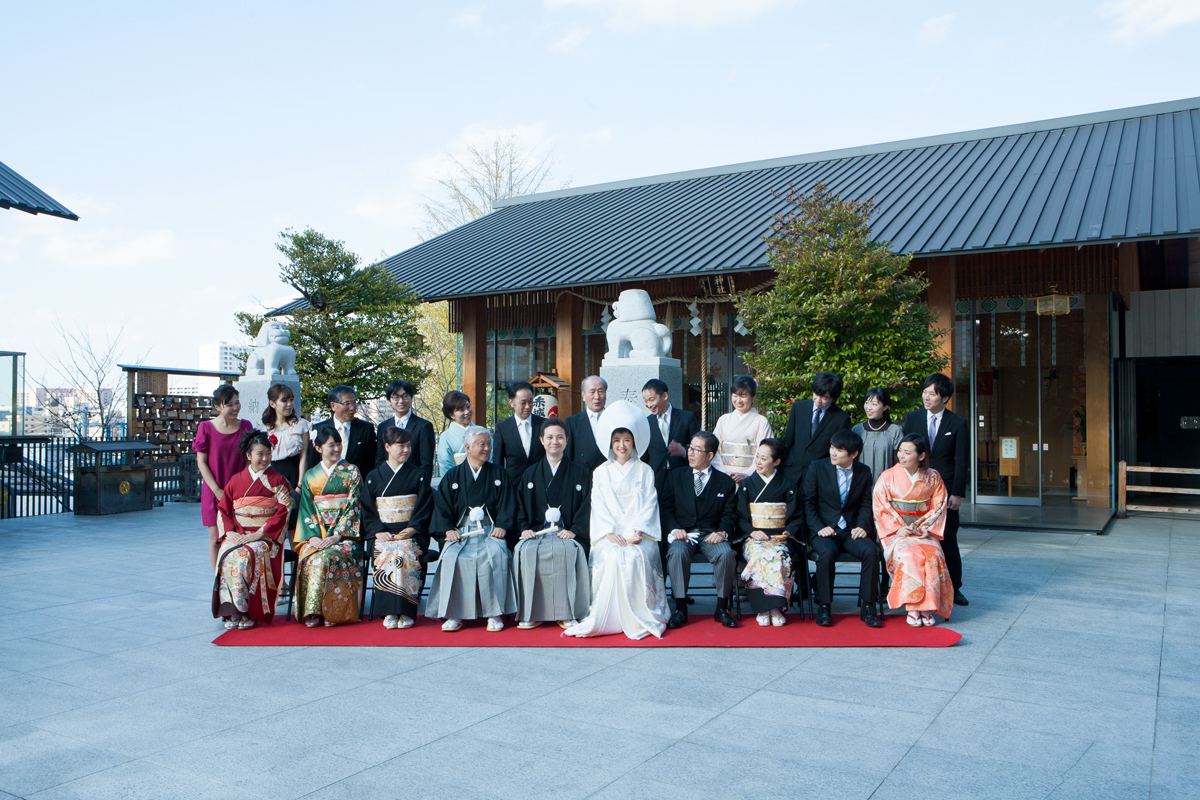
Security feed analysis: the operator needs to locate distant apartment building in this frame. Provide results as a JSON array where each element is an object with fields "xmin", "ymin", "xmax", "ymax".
[{"xmin": 196, "ymin": 341, "xmax": 247, "ymax": 397}]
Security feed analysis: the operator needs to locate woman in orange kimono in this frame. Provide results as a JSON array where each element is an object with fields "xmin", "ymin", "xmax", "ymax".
[
  {"xmin": 294, "ymin": 427, "xmax": 365, "ymax": 627},
  {"xmin": 872, "ymin": 433, "xmax": 954, "ymax": 626},
  {"xmin": 213, "ymin": 431, "xmax": 293, "ymax": 630}
]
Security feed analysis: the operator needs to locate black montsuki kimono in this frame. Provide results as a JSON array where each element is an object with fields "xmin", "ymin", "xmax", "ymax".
[
  {"xmin": 516, "ymin": 458, "xmax": 593, "ymax": 556},
  {"xmin": 362, "ymin": 460, "xmax": 434, "ymax": 617},
  {"xmin": 425, "ymin": 460, "xmax": 518, "ymax": 620},
  {"xmin": 735, "ymin": 471, "xmax": 804, "ymax": 613}
]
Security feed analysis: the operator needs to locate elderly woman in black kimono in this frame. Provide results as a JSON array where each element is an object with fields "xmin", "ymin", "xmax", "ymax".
[
  {"xmin": 426, "ymin": 425, "xmax": 518, "ymax": 632},
  {"xmin": 362, "ymin": 426, "xmax": 433, "ymax": 630},
  {"xmin": 735, "ymin": 437, "xmax": 803, "ymax": 627}
]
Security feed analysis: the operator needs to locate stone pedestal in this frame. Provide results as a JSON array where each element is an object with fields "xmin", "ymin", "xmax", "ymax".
[
  {"xmin": 600, "ymin": 357, "xmax": 683, "ymax": 409},
  {"xmin": 234, "ymin": 375, "xmax": 301, "ymax": 427}
]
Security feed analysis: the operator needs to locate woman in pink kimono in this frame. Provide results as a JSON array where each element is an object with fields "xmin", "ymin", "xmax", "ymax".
[{"xmin": 872, "ymin": 433, "xmax": 954, "ymax": 626}]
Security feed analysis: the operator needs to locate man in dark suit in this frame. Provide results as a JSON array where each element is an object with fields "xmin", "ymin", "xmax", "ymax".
[
  {"xmin": 802, "ymin": 429, "xmax": 881, "ymax": 628},
  {"xmin": 312, "ymin": 385, "xmax": 376, "ymax": 479},
  {"xmin": 375, "ymin": 379, "xmax": 436, "ymax": 483},
  {"xmin": 661, "ymin": 432, "xmax": 739, "ymax": 629},
  {"xmin": 492, "ymin": 381, "xmax": 546, "ymax": 483},
  {"xmin": 902, "ymin": 373, "xmax": 970, "ymax": 607},
  {"xmin": 641, "ymin": 378, "xmax": 700, "ymax": 492},
  {"xmin": 565, "ymin": 375, "xmax": 608, "ymax": 472},
  {"xmin": 781, "ymin": 371, "xmax": 852, "ymax": 489}
]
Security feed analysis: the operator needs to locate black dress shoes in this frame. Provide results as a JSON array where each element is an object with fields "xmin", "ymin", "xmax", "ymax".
[
  {"xmin": 861, "ymin": 605, "xmax": 882, "ymax": 628},
  {"xmin": 816, "ymin": 604, "xmax": 833, "ymax": 627},
  {"xmin": 668, "ymin": 607, "xmax": 688, "ymax": 629},
  {"xmin": 715, "ymin": 608, "xmax": 739, "ymax": 628},
  {"xmin": 954, "ymin": 589, "xmax": 970, "ymax": 607}
]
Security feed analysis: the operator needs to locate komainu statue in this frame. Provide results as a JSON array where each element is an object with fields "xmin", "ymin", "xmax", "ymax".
[
  {"xmin": 604, "ymin": 289, "xmax": 672, "ymax": 361},
  {"xmin": 245, "ymin": 321, "xmax": 297, "ymax": 376}
]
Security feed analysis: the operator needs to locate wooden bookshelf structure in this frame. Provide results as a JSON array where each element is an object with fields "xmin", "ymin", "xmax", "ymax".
[{"xmin": 118, "ymin": 365, "xmax": 240, "ymax": 461}]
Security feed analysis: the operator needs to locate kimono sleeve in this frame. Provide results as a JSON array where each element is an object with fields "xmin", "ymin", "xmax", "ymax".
[
  {"xmin": 261, "ymin": 473, "xmax": 293, "ymax": 544},
  {"xmin": 493, "ymin": 470, "xmax": 518, "ymax": 531},
  {"xmin": 214, "ymin": 471, "xmax": 239, "ymax": 540},
  {"xmin": 361, "ymin": 471, "xmax": 384, "ymax": 537},
  {"xmin": 735, "ymin": 482, "xmax": 755, "ymax": 537},
  {"xmin": 432, "ymin": 470, "xmax": 458, "ymax": 534}
]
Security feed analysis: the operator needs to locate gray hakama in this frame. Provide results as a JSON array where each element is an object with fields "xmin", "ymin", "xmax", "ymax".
[
  {"xmin": 426, "ymin": 532, "xmax": 516, "ymax": 619},
  {"xmin": 513, "ymin": 534, "xmax": 590, "ymax": 623}
]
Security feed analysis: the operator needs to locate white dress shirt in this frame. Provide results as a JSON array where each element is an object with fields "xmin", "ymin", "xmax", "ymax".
[{"xmin": 516, "ymin": 415, "xmax": 533, "ymax": 456}]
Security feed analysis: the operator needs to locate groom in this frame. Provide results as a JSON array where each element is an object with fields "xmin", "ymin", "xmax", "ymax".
[{"xmin": 660, "ymin": 432, "xmax": 739, "ymax": 629}]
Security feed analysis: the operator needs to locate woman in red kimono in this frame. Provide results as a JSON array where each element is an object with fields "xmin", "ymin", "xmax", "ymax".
[
  {"xmin": 212, "ymin": 430, "xmax": 293, "ymax": 630},
  {"xmin": 872, "ymin": 433, "xmax": 953, "ymax": 626}
]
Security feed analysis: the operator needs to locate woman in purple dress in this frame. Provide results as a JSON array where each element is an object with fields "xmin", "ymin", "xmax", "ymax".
[{"xmin": 194, "ymin": 385, "xmax": 254, "ymax": 570}]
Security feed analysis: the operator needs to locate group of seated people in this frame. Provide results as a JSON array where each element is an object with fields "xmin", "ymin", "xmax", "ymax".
[{"xmin": 205, "ymin": 369, "xmax": 960, "ymax": 637}]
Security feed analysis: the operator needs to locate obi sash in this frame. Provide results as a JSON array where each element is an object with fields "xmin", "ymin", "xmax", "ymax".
[
  {"xmin": 749, "ymin": 502, "xmax": 788, "ymax": 532},
  {"xmin": 377, "ymin": 494, "xmax": 417, "ymax": 525},
  {"xmin": 314, "ymin": 493, "xmax": 351, "ymax": 531},
  {"xmin": 720, "ymin": 441, "xmax": 756, "ymax": 469},
  {"xmin": 233, "ymin": 495, "xmax": 278, "ymax": 531},
  {"xmin": 891, "ymin": 497, "xmax": 931, "ymax": 516}
]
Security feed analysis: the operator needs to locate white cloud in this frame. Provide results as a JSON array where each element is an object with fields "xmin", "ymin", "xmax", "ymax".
[
  {"xmin": 544, "ymin": 0, "xmax": 795, "ymax": 31},
  {"xmin": 920, "ymin": 13, "xmax": 954, "ymax": 43},
  {"xmin": 580, "ymin": 126, "xmax": 614, "ymax": 146},
  {"xmin": 1104, "ymin": 0, "xmax": 1200, "ymax": 40},
  {"xmin": 552, "ymin": 25, "xmax": 591, "ymax": 53},
  {"xmin": 454, "ymin": 8, "xmax": 482, "ymax": 28},
  {"xmin": 39, "ymin": 228, "xmax": 178, "ymax": 270}
]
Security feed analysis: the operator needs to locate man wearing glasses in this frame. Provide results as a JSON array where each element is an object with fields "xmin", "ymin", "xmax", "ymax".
[
  {"xmin": 313, "ymin": 385, "xmax": 377, "ymax": 479},
  {"xmin": 375, "ymin": 379, "xmax": 435, "ymax": 483},
  {"xmin": 660, "ymin": 432, "xmax": 739, "ymax": 629}
]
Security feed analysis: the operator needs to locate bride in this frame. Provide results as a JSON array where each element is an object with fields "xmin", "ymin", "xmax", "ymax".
[{"xmin": 565, "ymin": 400, "xmax": 670, "ymax": 640}]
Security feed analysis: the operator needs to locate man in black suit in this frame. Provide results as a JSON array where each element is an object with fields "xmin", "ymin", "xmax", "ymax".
[
  {"xmin": 802, "ymin": 429, "xmax": 882, "ymax": 628},
  {"xmin": 781, "ymin": 371, "xmax": 852, "ymax": 489},
  {"xmin": 661, "ymin": 432, "xmax": 739, "ymax": 629},
  {"xmin": 492, "ymin": 381, "xmax": 546, "ymax": 483},
  {"xmin": 564, "ymin": 375, "xmax": 608, "ymax": 472},
  {"xmin": 902, "ymin": 373, "xmax": 970, "ymax": 607},
  {"xmin": 312, "ymin": 385, "xmax": 376, "ymax": 479},
  {"xmin": 641, "ymin": 378, "xmax": 700, "ymax": 492},
  {"xmin": 375, "ymin": 379, "xmax": 436, "ymax": 483}
]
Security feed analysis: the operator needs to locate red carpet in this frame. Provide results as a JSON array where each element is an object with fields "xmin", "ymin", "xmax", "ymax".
[{"xmin": 214, "ymin": 614, "xmax": 960, "ymax": 648}]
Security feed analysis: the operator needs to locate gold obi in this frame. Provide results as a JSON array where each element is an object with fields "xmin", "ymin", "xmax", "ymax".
[
  {"xmin": 452, "ymin": 452, "xmax": 468, "ymax": 466},
  {"xmin": 377, "ymin": 494, "xmax": 417, "ymax": 525},
  {"xmin": 890, "ymin": 498, "xmax": 931, "ymax": 516},
  {"xmin": 232, "ymin": 496, "xmax": 277, "ymax": 531},
  {"xmin": 314, "ymin": 494, "xmax": 350, "ymax": 529},
  {"xmin": 720, "ymin": 441, "xmax": 756, "ymax": 470},
  {"xmin": 749, "ymin": 502, "xmax": 788, "ymax": 531}
]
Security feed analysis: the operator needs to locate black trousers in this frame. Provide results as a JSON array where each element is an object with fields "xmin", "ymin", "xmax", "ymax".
[
  {"xmin": 810, "ymin": 529, "xmax": 879, "ymax": 605},
  {"xmin": 943, "ymin": 508, "xmax": 962, "ymax": 589}
]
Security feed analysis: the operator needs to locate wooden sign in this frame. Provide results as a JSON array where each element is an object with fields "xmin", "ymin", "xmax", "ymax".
[{"xmin": 999, "ymin": 436, "xmax": 1020, "ymax": 496}]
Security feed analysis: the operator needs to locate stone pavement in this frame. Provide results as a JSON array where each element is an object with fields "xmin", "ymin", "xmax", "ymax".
[{"xmin": 0, "ymin": 504, "xmax": 1196, "ymax": 799}]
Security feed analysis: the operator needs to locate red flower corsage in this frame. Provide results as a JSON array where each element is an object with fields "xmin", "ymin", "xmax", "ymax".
[{"xmin": 268, "ymin": 433, "xmax": 279, "ymax": 447}]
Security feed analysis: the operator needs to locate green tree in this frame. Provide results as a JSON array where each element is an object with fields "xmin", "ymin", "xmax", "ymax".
[
  {"xmin": 246, "ymin": 228, "xmax": 429, "ymax": 417},
  {"xmin": 738, "ymin": 183, "xmax": 947, "ymax": 429}
]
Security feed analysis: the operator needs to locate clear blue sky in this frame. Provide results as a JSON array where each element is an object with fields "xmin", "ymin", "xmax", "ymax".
[{"xmin": 3, "ymin": 0, "xmax": 1198, "ymax": 385}]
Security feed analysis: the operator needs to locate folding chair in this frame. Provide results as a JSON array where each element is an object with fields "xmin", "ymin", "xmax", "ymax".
[{"xmin": 803, "ymin": 538, "xmax": 889, "ymax": 619}]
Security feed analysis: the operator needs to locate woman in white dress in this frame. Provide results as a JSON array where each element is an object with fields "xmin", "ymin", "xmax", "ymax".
[{"xmin": 564, "ymin": 400, "xmax": 670, "ymax": 640}]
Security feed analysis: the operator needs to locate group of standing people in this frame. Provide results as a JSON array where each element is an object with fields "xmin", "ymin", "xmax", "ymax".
[{"xmin": 194, "ymin": 366, "xmax": 968, "ymax": 637}]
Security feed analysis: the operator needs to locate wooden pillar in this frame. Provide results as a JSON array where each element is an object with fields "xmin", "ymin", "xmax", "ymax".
[
  {"xmin": 1117, "ymin": 243, "xmax": 1139, "ymax": 310},
  {"xmin": 925, "ymin": 255, "xmax": 957, "ymax": 410},
  {"xmin": 126, "ymin": 371, "xmax": 136, "ymax": 439},
  {"xmin": 461, "ymin": 297, "xmax": 488, "ymax": 419},
  {"xmin": 555, "ymin": 293, "xmax": 583, "ymax": 417},
  {"xmin": 1085, "ymin": 294, "xmax": 1112, "ymax": 508}
]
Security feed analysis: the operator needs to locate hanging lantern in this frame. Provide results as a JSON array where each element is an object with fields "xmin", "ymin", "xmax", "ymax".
[{"xmin": 1036, "ymin": 283, "xmax": 1071, "ymax": 316}]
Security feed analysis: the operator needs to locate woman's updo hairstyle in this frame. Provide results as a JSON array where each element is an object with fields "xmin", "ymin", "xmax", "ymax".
[
  {"xmin": 239, "ymin": 430, "xmax": 273, "ymax": 461},
  {"xmin": 757, "ymin": 437, "xmax": 788, "ymax": 464}
]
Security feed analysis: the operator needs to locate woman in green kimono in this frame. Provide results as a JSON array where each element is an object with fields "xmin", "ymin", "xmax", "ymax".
[{"xmin": 294, "ymin": 427, "xmax": 364, "ymax": 627}]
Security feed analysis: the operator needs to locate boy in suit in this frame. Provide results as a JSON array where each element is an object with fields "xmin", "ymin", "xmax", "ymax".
[
  {"xmin": 375, "ymin": 379, "xmax": 436, "ymax": 483},
  {"xmin": 660, "ymin": 432, "xmax": 739, "ymax": 629},
  {"xmin": 802, "ymin": 429, "xmax": 881, "ymax": 628},
  {"xmin": 492, "ymin": 381, "xmax": 546, "ymax": 483},
  {"xmin": 641, "ymin": 378, "xmax": 700, "ymax": 492},
  {"xmin": 312, "ymin": 385, "xmax": 376, "ymax": 478},
  {"xmin": 902, "ymin": 373, "xmax": 970, "ymax": 607},
  {"xmin": 781, "ymin": 371, "xmax": 852, "ymax": 489}
]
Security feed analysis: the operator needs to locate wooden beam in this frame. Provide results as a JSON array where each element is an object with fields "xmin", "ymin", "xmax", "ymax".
[
  {"xmin": 461, "ymin": 297, "xmax": 488, "ymax": 420},
  {"xmin": 1117, "ymin": 243, "xmax": 1139, "ymax": 310},
  {"xmin": 555, "ymin": 293, "xmax": 583, "ymax": 418},
  {"xmin": 1085, "ymin": 294, "xmax": 1112, "ymax": 508},
  {"xmin": 925, "ymin": 255, "xmax": 957, "ymax": 410}
]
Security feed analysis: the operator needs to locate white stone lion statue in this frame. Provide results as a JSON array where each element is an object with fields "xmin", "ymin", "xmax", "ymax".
[
  {"xmin": 245, "ymin": 321, "xmax": 297, "ymax": 376},
  {"xmin": 605, "ymin": 290, "xmax": 672, "ymax": 360}
]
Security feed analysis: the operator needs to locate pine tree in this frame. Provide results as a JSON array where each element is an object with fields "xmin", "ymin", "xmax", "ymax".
[{"xmin": 738, "ymin": 183, "xmax": 948, "ymax": 427}]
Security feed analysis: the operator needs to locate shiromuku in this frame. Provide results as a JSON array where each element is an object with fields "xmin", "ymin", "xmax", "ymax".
[{"xmin": 212, "ymin": 430, "xmax": 293, "ymax": 630}]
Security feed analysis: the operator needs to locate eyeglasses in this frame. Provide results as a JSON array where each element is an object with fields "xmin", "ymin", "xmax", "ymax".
[{"xmin": 687, "ymin": 446, "xmax": 714, "ymax": 454}]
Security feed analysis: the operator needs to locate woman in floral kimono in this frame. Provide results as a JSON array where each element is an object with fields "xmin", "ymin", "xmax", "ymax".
[
  {"xmin": 872, "ymin": 433, "xmax": 953, "ymax": 626},
  {"xmin": 734, "ymin": 438, "xmax": 801, "ymax": 627},
  {"xmin": 362, "ymin": 426, "xmax": 433, "ymax": 630},
  {"xmin": 294, "ymin": 427, "xmax": 364, "ymax": 627},
  {"xmin": 712, "ymin": 376, "xmax": 774, "ymax": 484},
  {"xmin": 565, "ymin": 400, "xmax": 669, "ymax": 641},
  {"xmin": 212, "ymin": 431, "xmax": 292, "ymax": 630}
]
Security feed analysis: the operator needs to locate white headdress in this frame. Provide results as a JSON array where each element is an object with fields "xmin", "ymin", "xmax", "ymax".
[{"xmin": 594, "ymin": 399, "xmax": 651, "ymax": 460}]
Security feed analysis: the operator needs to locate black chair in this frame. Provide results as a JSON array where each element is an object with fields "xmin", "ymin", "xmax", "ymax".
[{"xmin": 802, "ymin": 538, "xmax": 889, "ymax": 619}]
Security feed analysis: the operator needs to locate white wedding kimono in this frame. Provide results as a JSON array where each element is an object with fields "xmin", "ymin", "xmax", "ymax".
[
  {"xmin": 711, "ymin": 408, "xmax": 774, "ymax": 479},
  {"xmin": 565, "ymin": 457, "xmax": 669, "ymax": 640}
]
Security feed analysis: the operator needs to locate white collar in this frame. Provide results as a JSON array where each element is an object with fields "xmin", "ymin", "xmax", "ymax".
[
  {"xmin": 903, "ymin": 467, "xmax": 922, "ymax": 485},
  {"xmin": 547, "ymin": 458, "xmax": 562, "ymax": 476},
  {"xmin": 927, "ymin": 408, "xmax": 944, "ymax": 421},
  {"xmin": 694, "ymin": 466, "xmax": 711, "ymax": 478},
  {"xmin": 515, "ymin": 415, "xmax": 531, "ymax": 427},
  {"xmin": 394, "ymin": 411, "xmax": 411, "ymax": 426},
  {"xmin": 469, "ymin": 463, "xmax": 483, "ymax": 481},
  {"xmin": 734, "ymin": 407, "xmax": 755, "ymax": 419},
  {"xmin": 759, "ymin": 471, "xmax": 775, "ymax": 486},
  {"xmin": 836, "ymin": 463, "xmax": 854, "ymax": 475},
  {"xmin": 248, "ymin": 467, "xmax": 266, "ymax": 483},
  {"xmin": 321, "ymin": 460, "xmax": 339, "ymax": 477},
  {"xmin": 588, "ymin": 409, "xmax": 601, "ymax": 420}
]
